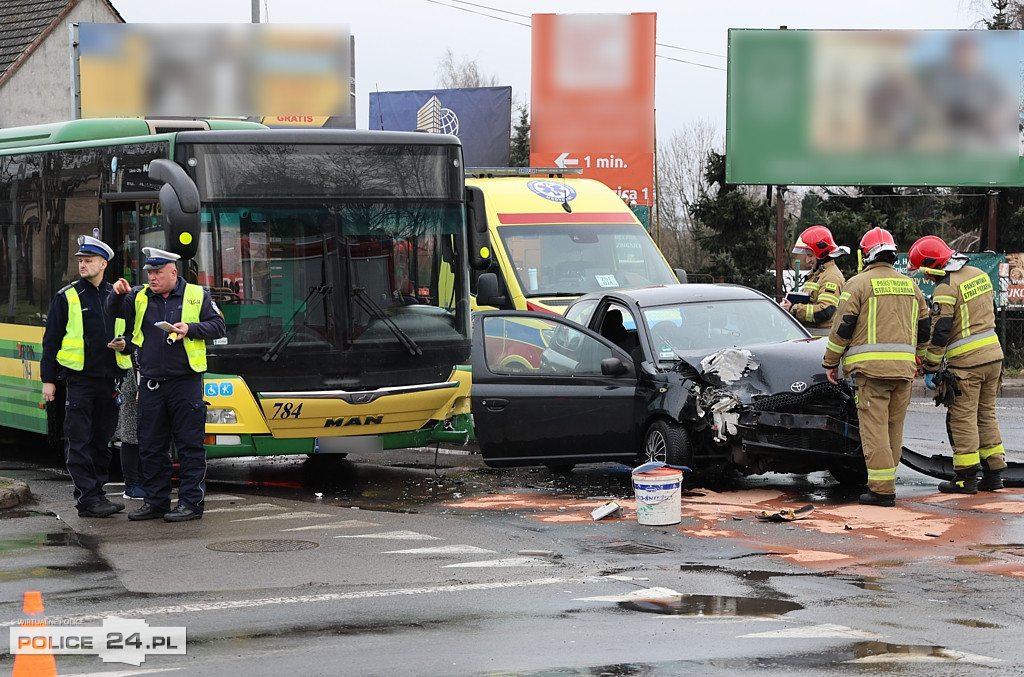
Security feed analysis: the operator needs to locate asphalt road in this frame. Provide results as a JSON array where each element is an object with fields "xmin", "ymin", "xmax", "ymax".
[{"xmin": 1, "ymin": 398, "xmax": 1023, "ymax": 675}]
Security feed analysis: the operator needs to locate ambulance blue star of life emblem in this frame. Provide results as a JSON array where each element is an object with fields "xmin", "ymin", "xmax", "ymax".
[{"xmin": 527, "ymin": 180, "xmax": 577, "ymax": 203}]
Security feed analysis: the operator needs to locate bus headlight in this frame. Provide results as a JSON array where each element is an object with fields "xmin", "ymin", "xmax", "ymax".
[{"xmin": 206, "ymin": 408, "xmax": 237, "ymax": 424}]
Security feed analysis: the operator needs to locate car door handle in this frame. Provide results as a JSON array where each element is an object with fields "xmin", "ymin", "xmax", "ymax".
[{"xmin": 481, "ymin": 398, "xmax": 508, "ymax": 411}]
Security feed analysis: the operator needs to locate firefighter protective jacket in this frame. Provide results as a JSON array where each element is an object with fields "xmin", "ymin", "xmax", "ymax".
[
  {"xmin": 922, "ymin": 265, "xmax": 1003, "ymax": 371},
  {"xmin": 790, "ymin": 259, "xmax": 844, "ymax": 335},
  {"xmin": 823, "ymin": 261, "xmax": 930, "ymax": 380}
]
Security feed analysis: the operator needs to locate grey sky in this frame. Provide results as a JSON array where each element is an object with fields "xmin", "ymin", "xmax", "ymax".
[{"xmin": 112, "ymin": 0, "xmax": 983, "ymax": 140}]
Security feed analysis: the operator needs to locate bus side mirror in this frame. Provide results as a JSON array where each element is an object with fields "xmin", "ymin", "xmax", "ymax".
[
  {"xmin": 466, "ymin": 186, "xmax": 492, "ymax": 271},
  {"xmin": 476, "ymin": 272, "xmax": 507, "ymax": 308},
  {"xmin": 149, "ymin": 159, "xmax": 200, "ymax": 260}
]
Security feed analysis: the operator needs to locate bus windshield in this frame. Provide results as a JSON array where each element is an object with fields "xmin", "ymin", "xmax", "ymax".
[
  {"xmin": 175, "ymin": 138, "xmax": 470, "ymax": 391},
  {"xmin": 194, "ymin": 203, "xmax": 466, "ymax": 352},
  {"xmin": 497, "ymin": 223, "xmax": 678, "ymax": 297}
]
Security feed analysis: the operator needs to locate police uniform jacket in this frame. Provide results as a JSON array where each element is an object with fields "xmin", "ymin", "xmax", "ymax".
[
  {"xmin": 922, "ymin": 265, "xmax": 1003, "ymax": 371},
  {"xmin": 822, "ymin": 261, "xmax": 930, "ymax": 381},
  {"xmin": 41, "ymin": 279, "xmax": 124, "ymax": 383},
  {"xmin": 108, "ymin": 277, "xmax": 225, "ymax": 381},
  {"xmin": 790, "ymin": 259, "xmax": 844, "ymax": 331}
]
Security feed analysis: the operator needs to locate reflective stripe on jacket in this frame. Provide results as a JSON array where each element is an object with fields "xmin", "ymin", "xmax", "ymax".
[
  {"xmin": 55, "ymin": 286, "xmax": 85, "ymax": 371},
  {"xmin": 791, "ymin": 259, "xmax": 845, "ymax": 331},
  {"xmin": 923, "ymin": 265, "xmax": 1003, "ymax": 369},
  {"xmin": 822, "ymin": 261, "xmax": 929, "ymax": 380},
  {"xmin": 132, "ymin": 283, "xmax": 208, "ymax": 372}
]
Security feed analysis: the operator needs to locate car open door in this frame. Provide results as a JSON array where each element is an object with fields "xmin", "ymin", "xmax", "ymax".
[{"xmin": 471, "ymin": 311, "xmax": 637, "ymax": 467}]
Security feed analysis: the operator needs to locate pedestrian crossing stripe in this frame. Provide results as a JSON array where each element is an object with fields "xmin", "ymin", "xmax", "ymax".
[
  {"xmin": 281, "ymin": 520, "xmax": 379, "ymax": 531},
  {"xmin": 739, "ymin": 624, "xmax": 879, "ymax": 639},
  {"xmin": 334, "ymin": 530, "xmax": 440, "ymax": 540},
  {"xmin": 383, "ymin": 545, "xmax": 496, "ymax": 554},
  {"xmin": 443, "ymin": 558, "xmax": 555, "ymax": 568},
  {"xmin": 231, "ymin": 511, "xmax": 335, "ymax": 522}
]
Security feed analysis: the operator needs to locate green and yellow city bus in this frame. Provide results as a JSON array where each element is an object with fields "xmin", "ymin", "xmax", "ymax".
[{"xmin": 0, "ymin": 118, "xmax": 486, "ymax": 458}]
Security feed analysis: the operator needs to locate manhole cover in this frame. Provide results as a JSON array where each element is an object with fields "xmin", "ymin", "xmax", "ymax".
[
  {"xmin": 206, "ymin": 539, "xmax": 319, "ymax": 553},
  {"xmin": 589, "ymin": 540, "xmax": 674, "ymax": 555}
]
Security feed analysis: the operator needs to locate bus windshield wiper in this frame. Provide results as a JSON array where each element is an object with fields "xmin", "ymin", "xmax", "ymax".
[
  {"xmin": 351, "ymin": 286, "xmax": 422, "ymax": 356},
  {"xmin": 262, "ymin": 285, "xmax": 331, "ymax": 362}
]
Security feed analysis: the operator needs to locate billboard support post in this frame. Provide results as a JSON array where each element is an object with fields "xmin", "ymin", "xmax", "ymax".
[
  {"xmin": 987, "ymin": 190, "xmax": 999, "ymax": 251},
  {"xmin": 775, "ymin": 185, "xmax": 787, "ymax": 300}
]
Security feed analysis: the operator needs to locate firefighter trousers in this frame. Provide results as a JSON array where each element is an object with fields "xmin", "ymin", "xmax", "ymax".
[
  {"xmin": 855, "ymin": 374, "xmax": 912, "ymax": 495},
  {"xmin": 947, "ymin": 360, "xmax": 1006, "ymax": 472}
]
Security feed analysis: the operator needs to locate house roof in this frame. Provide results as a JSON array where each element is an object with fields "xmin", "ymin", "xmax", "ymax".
[{"xmin": 0, "ymin": 0, "xmax": 123, "ymax": 85}]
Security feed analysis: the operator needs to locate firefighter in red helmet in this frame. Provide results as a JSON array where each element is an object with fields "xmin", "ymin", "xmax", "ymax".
[
  {"xmin": 781, "ymin": 225, "xmax": 849, "ymax": 336},
  {"xmin": 909, "ymin": 235, "xmax": 1006, "ymax": 494},
  {"xmin": 822, "ymin": 227, "xmax": 931, "ymax": 506}
]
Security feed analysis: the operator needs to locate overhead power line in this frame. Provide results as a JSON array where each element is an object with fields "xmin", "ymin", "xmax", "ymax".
[{"xmin": 426, "ymin": 0, "xmax": 726, "ymax": 70}]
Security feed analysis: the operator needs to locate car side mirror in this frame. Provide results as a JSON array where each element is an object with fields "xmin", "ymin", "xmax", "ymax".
[
  {"xmin": 476, "ymin": 272, "xmax": 507, "ymax": 308},
  {"xmin": 674, "ymin": 268, "xmax": 688, "ymax": 284},
  {"xmin": 601, "ymin": 356, "xmax": 629, "ymax": 376}
]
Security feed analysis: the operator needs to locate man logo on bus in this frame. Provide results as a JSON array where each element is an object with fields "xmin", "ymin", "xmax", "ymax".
[
  {"xmin": 324, "ymin": 416, "xmax": 384, "ymax": 428},
  {"xmin": 527, "ymin": 180, "xmax": 577, "ymax": 203}
]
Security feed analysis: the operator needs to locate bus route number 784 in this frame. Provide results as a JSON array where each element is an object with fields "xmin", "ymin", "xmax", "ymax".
[{"xmin": 271, "ymin": 402, "xmax": 303, "ymax": 419}]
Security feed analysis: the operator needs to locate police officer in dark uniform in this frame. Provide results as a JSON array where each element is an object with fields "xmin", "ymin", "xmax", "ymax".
[
  {"xmin": 108, "ymin": 247, "xmax": 226, "ymax": 522},
  {"xmin": 41, "ymin": 235, "xmax": 126, "ymax": 518}
]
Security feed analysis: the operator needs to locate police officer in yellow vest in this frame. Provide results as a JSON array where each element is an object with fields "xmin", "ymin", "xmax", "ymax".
[
  {"xmin": 909, "ymin": 235, "xmax": 1006, "ymax": 494},
  {"xmin": 41, "ymin": 235, "xmax": 127, "ymax": 518},
  {"xmin": 822, "ymin": 227, "xmax": 931, "ymax": 507},
  {"xmin": 108, "ymin": 247, "xmax": 226, "ymax": 522},
  {"xmin": 781, "ymin": 225, "xmax": 849, "ymax": 336}
]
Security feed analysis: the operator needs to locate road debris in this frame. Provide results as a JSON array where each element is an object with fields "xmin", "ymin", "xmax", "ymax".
[
  {"xmin": 756, "ymin": 504, "xmax": 815, "ymax": 522},
  {"xmin": 591, "ymin": 501, "xmax": 623, "ymax": 520}
]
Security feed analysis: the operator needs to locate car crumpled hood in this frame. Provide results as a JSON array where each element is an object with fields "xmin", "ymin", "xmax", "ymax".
[{"xmin": 676, "ymin": 338, "xmax": 830, "ymax": 404}]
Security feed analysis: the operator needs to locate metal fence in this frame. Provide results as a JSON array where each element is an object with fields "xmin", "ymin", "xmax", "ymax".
[{"xmin": 998, "ymin": 312, "xmax": 1024, "ymax": 372}]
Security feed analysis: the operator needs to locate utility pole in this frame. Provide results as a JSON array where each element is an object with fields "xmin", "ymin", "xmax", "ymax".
[
  {"xmin": 775, "ymin": 185, "xmax": 787, "ymax": 299},
  {"xmin": 252, "ymin": 0, "xmax": 260, "ymax": 23}
]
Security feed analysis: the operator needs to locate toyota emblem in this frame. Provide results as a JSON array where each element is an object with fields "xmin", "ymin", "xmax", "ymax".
[{"xmin": 790, "ymin": 381, "xmax": 807, "ymax": 393}]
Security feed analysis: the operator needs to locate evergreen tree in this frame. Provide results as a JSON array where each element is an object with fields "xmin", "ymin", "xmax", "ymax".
[
  {"xmin": 509, "ymin": 105, "xmax": 530, "ymax": 168},
  {"xmin": 688, "ymin": 152, "xmax": 776, "ymax": 293}
]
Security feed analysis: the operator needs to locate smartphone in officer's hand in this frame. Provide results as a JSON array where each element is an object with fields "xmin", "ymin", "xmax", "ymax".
[
  {"xmin": 107, "ymin": 336, "xmax": 126, "ymax": 349},
  {"xmin": 154, "ymin": 321, "xmax": 177, "ymax": 332}
]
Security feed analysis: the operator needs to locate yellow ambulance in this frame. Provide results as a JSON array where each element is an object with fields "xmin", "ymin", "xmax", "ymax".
[{"xmin": 466, "ymin": 168, "xmax": 680, "ymax": 315}]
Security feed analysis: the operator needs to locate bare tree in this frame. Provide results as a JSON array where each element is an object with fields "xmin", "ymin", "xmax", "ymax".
[
  {"xmin": 436, "ymin": 49, "xmax": 500, "ymax": 89},
  {"xmin": 655, "ymin": 119, "xmax": 721, "ymax": 273}
]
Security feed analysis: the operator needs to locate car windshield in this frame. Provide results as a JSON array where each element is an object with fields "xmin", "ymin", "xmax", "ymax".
[{"xmin": 642, "ymin": 298, "xmax": 808, "ymax": 360}]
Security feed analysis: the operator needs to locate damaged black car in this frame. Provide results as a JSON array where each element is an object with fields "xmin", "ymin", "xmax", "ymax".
[{"xmin": 471, "ymin": 284, "xmax": 867, "ymax": 483}]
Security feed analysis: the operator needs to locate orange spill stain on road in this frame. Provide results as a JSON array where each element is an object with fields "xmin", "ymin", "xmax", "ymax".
[{"xmin": 445, "ymin": 488, "xmax": 1024, "ymax": 578}]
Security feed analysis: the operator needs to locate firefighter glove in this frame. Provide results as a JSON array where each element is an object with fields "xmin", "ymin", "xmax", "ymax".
[{"xmin": 923, "ymin": 372, "xmax": 936, "ymax": 390}]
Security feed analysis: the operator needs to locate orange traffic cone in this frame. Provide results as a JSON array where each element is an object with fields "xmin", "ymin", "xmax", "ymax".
[{"xmin": 12, "ymin": 590, "xmax": 58, "ymax": 677}]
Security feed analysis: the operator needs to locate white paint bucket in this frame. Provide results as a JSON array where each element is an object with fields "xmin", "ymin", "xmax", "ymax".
[{"xmin": 632, "ymin": 467, "xmax": 682, "ymax": 526}]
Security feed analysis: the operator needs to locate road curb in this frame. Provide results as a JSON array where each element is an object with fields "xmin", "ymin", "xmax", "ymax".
[
  {"xmin": 912, "ymin": 380, "xmax": 1024, "ymax": 399},
  {"xmin": 0, "ymin": 477, "xmax": 31, "ymax": 510}
]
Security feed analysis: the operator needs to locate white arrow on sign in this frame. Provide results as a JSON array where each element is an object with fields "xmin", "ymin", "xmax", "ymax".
[{"xmin": 554, "ymin": 152, "xmax": 578, "ymax": 168}]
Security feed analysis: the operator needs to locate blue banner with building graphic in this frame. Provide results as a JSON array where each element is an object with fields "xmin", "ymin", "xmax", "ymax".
[{"xmin": 369, "ymin": 87, "xmax": 512, "ymax": 167}]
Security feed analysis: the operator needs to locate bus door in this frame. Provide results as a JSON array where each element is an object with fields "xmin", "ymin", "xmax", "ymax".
[{"xmin": 102, "ymin": 199, "xmax": 162, "ymax": 287}]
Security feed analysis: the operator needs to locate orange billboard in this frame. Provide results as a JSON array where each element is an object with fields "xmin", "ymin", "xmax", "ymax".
[{"xmin": 530, "ymin": 13, "xmax": 656, "ymax": 205}]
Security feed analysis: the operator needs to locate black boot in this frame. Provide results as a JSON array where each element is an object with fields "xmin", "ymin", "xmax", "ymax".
[
  {"xmin": 938, "ymin": 466, "xmax": 980, "ymax": 494},
  {"xmin": 858, "ymin": 490, "xmax": 896, "ymax": 507},
  {"xmin": 978, "ymin": 469, "xmax": 1003, "ymax": 491}
]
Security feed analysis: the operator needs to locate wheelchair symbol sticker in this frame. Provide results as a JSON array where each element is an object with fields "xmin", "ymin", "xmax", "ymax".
[{"xmin": 205, "ymin": 383, "xmax": 219, "ymax": 397}]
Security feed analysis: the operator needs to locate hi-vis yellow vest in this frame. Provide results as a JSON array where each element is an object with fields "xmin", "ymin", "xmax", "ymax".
[
  {"xmin": 55, "ymin": 285, "xmax": 85, "ymax": 371},
  {"xmin": 114, "ymin": 318, "xmax": 131, "ymax": 370},
  {"xmin": 131, "ymin": 283, "xmax": 208, "ymax": 372}
]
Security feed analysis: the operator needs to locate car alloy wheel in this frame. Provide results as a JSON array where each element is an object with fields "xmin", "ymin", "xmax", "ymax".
[{"xmin": 642, "ymin": 419, "xmax": 693, "ymax": 468}]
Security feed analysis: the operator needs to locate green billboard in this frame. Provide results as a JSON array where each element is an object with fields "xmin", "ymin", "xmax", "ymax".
[{"xmin": 726, "ymin": 29, "xmax": 1022, "ymax": 187}]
